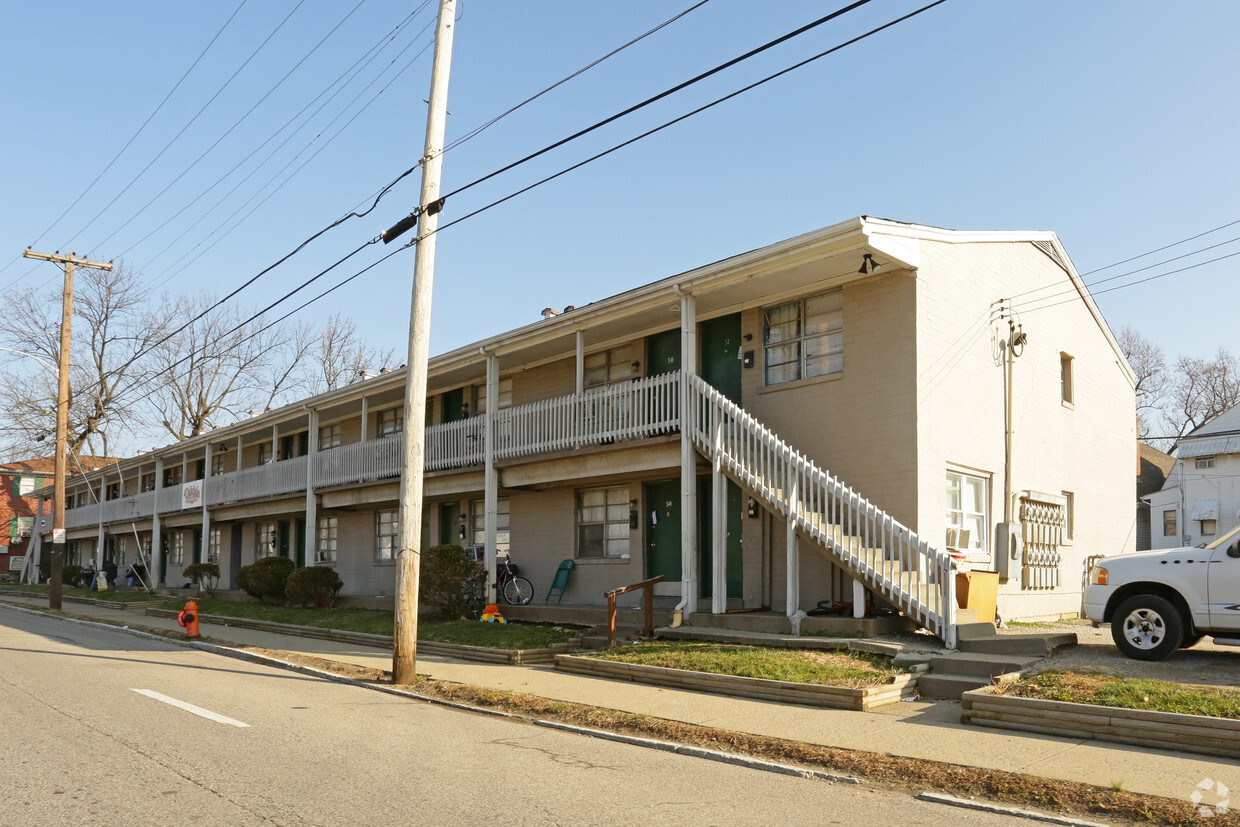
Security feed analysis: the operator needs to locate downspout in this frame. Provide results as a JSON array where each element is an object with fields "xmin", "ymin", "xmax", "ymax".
[{"xmin": 672, "ymin": 284, "xmax": 697, "ymax": 621}]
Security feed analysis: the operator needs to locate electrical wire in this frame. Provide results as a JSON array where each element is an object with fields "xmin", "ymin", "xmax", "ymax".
[
  {"xmin": 89, "ymin": 0, "xmax": 371, "ymax": 254},
  {"xmin": 442, "ymin": 0, "xmax": 713, "ymax": 155},
  {"xmin": 0, "ymin": 0, "xmax": 249, "ymax": 286},
  {"xmin": 437, "ymin": 0, "xmax": 878, "ymax": 204},
  {"xmin": 1080, "ymin": 217, "xmax": 1240, "ymax": 277}
]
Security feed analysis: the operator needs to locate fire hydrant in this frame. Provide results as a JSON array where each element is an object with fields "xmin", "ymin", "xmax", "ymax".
[{"xmin": 176, "ymin": 600, "xmax": 200, "ymax": 638}]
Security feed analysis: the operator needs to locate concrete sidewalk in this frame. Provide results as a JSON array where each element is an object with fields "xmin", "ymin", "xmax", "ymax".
[{"xmin": 2, "ymin": 594, "xmax": 1236, "ymax": 807}]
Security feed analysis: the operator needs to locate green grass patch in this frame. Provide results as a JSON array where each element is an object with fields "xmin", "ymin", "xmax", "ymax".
[
  {"xmin": 0, "ymin": 584, "xmax": 162, "ymax": 602},
  {"xmin": 162, "ymin": 599, "xmax": 583, "ymax": 648},
  {"xmin": 589, "ymin": 642, "xmax": 901, "ymax": 688},
  {"xmin": 999, "ymin": 671, "xmax": 1240, "ymax": 720}
]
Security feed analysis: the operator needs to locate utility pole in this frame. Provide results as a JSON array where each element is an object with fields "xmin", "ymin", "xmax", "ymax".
[
  {"xmin": 393, "ymin": 0, "xmax": 458, "ymax": 685},
  {"xmin": 21, "ymin": 249, "xmax": 113, "ymax": 611}
]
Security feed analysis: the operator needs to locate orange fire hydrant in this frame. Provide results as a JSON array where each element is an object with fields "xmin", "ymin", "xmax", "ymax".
[{"xmin": 176, "ymin": 600, "xmax": 200, "ymax": 638}]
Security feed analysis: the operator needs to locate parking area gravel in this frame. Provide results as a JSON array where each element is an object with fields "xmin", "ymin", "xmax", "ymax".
[{"xmin": 1006, "ymin": 618, "xmax": 1240, "ymax": 686}]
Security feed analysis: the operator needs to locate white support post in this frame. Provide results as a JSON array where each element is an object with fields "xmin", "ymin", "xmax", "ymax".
[
  {"xmin": 786, "ymin": 473, "xmax": 799, "ymax": 617},
  {"xmin": 853, "ymin": 578, "xmax": 866, "ymax": 619},
  {"xmin": 201, "ymin": 443, "xmax": 212, "ymax": 565},
  {"xmin": 677, "ymin": 290, "xmax": 697, "ymax": 620},
  {"xmin": 360, "ymin": 396, "xmax": 369, "ymax": 445},
  {"xmin": 152, "ymin": 457, "xmax": 163, "ymax": 587},
  {"xmin": 305, "ymin": 409, "xmax": 319, "ymax": 566},
  {"xmin": 181, "ymin": 453, "xmax": 188, "ymax": 490},
  {"xmin": 575, "ymin": 331, "xmax": 585, "ymax": 395},
  {"xmin": 95, "ymin": 475, "xmax": 105, "ymax": 573},
  {"xmin": 270, "ymin": 425, "xmax": 279, "ymax": 460},
  {"xmin": 711, "ymin": 405, "xmax": 725, "ymax": 614},
  {"xmin": 484, "ymin": 352, "xmax": 499, "ymax": 603},
  {"xmin": 235, "ymin": 436, "xmax": 243, "ymax": 472}
]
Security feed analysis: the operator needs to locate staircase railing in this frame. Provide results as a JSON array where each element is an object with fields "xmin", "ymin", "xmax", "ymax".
[{"xmin": 686, "ymin": 374, "xmax": 956, "ymax": 647}]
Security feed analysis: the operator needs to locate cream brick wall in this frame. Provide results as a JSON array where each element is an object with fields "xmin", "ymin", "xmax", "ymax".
[{"xmin": 913, "ymin": 240, "xmax": 1136, "ymax": 619}]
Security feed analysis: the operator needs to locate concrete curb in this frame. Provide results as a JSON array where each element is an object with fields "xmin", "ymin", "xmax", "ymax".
[{"xmin": 915, "ymin": 792, "xmax": 1108, "ymax": 826}]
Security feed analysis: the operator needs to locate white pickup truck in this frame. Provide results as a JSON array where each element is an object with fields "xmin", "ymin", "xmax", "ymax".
[{"xmin": 1084, "ymin": 525, "xmax": 1240, "ymax": 660}]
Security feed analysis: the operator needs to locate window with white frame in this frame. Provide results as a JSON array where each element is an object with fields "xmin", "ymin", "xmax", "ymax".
[
  {"xmin": 763, "ymin": 290, "xmax": 843, "ymax": 385},
  {"xmin": 207, "ymin": 529, "xmax": 220, "ymax": 564},
  {"xmin": 258, "ymin": 442, "xmax": 273, "ymax": 465},
  {"xmin": 1163, "ymin": 510, "xmax": 1177, "ymax": 537},
  {"xmin": 116, "ymin": 535, "xmax": 128, "ymax": 566},
  {"xmin": 170, "ymin": 532, "xmax": 185, "ymax": 566},
  {"xmin": 1061, "ymin": 491, "xmax": 1075, "ymax": 542},
  {"xmin": 475, "ymin": 379, "xmax": 513, "ymax": 414},
  {"xmin": 316, "ymin": 517, "xmax": 338, "ymax": 564},
  {"xmin": 377, "ymin": 408, "xmax": 404, "ymax": 438},
  {"xmin": 210, "ymin": 453, "xmax": 227, "ymax": 476},
  {"xmin": 1195, "ymin": 456, "xmax": 1215, "ymax": 469},
  {"xmin": 945, "ymin": 470, "xmax": 988, "ymax": 554},
  {"xmin": 1060, "ymin": 353, "xmax": 1074, "ymax": 405},
  {"xmin": 164, "ymin": 465, "xmax": 182, "ymax": 486},
  {"xmin": 576, "ymin": 486, "xmax": 630, "ymax": 559},
  {"xmin": 105, "ymin": 482, "xmax": 120, "ymax": 500},
  {"xmin": 375, "ymin": 510, "xmax": 398, "ymax": 562},
  {"xmin": 470, "ymin": 498, "xmax": 510, "ymax": 552},
  {"xmin": 319, "ymin": 423, "xmax": 342, "ymax": 450},
  {"xmin": 140, "ymin": 472, "xmax": 156, "ymax": 492},
  {"xmin": 584, "ymin": 346, "xmax": 633, "ymax": 389},
  {"xmin": 256, "ymin": 522, "xmax": 277, "ymax": 558}
]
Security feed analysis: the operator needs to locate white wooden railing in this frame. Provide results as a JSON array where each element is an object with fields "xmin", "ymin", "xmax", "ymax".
[
  {"xmin": 686, "ymin": 374, "xmax": 957, "ymax": 647},
  {"xmin": 316, "ymin": 436, "xmax": 404, "ymax": 486},
  {"xmin": 494, "ymin": 372, "xmax": 680, "ymax": 459}
]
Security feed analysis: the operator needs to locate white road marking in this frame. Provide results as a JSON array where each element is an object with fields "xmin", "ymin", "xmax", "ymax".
[{"xmin": 131, "ymin": 689, "xmax": 250, "ymax": 728}]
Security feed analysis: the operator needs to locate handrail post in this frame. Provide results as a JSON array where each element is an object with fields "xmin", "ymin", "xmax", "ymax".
[
  {"xmin": 607, "ymin": 592, "xmax": 618, "ymax": 648},
  {"xmin": 643, "ymin": 581, "xmax": 654, "ymax": 638}
]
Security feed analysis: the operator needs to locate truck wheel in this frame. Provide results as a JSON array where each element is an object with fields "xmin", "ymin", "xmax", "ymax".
[{"xmin": 1111, "ymin": 595, "xmax": 1183, "ymax": 661}]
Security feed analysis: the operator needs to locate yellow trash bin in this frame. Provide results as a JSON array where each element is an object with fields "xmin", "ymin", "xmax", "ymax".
[{"xmin": 955, "ymin": 570, "xmax": 999, "ymax": 624}]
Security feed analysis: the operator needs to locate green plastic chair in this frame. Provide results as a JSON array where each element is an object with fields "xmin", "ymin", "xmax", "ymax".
[{"xmin": 545, "ymin": 559, "xmax": 575, "ymax": 603}]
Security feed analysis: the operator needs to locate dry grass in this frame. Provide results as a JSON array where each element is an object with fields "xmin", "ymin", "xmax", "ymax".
[{"xmin": 997, "ymin": 670, "xmax": 1240, "ymax": 720}]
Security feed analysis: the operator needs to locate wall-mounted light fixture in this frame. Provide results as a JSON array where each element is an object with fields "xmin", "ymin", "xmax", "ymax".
[
  {"xmin": 458, "ymin": 512, "xmax": 467, "ymax": 540},
  {"xmin": 629, "ymin": 499, "xmax": 639, "ymax": 529},
  {"xmin": 742, "ymin": 351, "xmax": 755, "ymax": 369},
  {"xmin": 747, "ymin": 496, "xmax": 759, "ymax": 518},
  {"xmin": 858, "ymin": 253, "xmax": 879, "ymax": 275}
]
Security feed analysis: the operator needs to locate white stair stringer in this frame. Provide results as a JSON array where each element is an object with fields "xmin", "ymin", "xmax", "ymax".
[{"xmin": 686, "ymin": 374, "xmax": 957, "ymax": 648}]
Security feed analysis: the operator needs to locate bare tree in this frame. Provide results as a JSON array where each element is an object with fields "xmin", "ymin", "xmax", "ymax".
[
  {"xmin": 1163, "ymin": 349, "xmax": 1240, "ymax": 441},
  {"xmin": 0, "ymin": 262, "xmax": 168, "ymax": 458},
  {"xmin": 1117, "ymin": 326, "xmax": 1168, "ymax": 441},
  {"xmin": 305, "ymin": 312, "xmax": 396, "ymax": 395},
  {"xmin": 146, "ymin": 294, "xmax": 314, "ymax": 440}
]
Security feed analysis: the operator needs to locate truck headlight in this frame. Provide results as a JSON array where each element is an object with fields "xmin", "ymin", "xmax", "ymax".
[{"xmin": 1089, "ymin": 566, "xmax": 1107, "ymax": 586}]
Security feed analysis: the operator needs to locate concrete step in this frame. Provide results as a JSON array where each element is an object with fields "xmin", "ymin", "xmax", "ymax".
[
  {"xmin": 928, "ymin": 652, "xmax": 1040, "ymax": 678},
  {"xmin": 916, "ymin": 673, "xmax": 993, "ymax": 700},
  {"xmin": 956, "ymin": 621, "xmax": 999, "ymax": 640},
  {"xmin": 581, "ymin": 625, "xmax": 644, "ymax": 650},
  {"xmin": 957, "ymin": 631, "xmax": 1077, "ymax": 657}
]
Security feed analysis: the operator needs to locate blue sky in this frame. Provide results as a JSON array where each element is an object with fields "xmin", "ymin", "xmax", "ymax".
[{"xmin": 2, "ymin": 0, "xmax": 1237, "ymax": 371}]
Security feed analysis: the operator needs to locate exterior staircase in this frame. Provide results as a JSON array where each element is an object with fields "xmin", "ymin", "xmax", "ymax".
[
  {"xmin": 916, "ymin": 652, "xmax": 1041, "ymax": 700},
  {"xmin": 686, "ymin": 375, "xmax": 958, "ymax": 647}
]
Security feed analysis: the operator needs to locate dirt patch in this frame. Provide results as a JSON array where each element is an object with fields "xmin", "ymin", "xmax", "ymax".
[{"xmin": 1006, "ymin": 619, "xmax": 1240, "ymax": 686}]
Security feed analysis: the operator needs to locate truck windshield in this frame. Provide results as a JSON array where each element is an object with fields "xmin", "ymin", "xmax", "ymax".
[{"xmin": 1205, "ymin": 523, "xmax": 1240, "ymax": 550}]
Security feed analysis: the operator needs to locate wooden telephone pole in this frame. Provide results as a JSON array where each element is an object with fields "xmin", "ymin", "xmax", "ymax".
[
  {"xmin": 21, "ymin": 249, "xmax": 113, "ymax": 610},
  {"xmin": 392, "ymin": 0, "xmax": 458, "ymax": 685}
]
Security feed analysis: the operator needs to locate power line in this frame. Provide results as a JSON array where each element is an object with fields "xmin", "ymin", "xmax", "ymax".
[
  {"xmin": 442, "ymin": 0, "xmax": 713, "ymax": 154},
  {"xmin": 1079, "ymin": 217, "xmax": 1240, "ymax": 277},
  {"xmin": 89, "ymin": 0, "xmax": 371, "ymax": 255},
  {"xmin": 0, "ymin": 0, "xmax": 249, "ymax": 287},
  {"xmin": 56, "ymin": 1, "xmax": 307, "ymax": 256}
]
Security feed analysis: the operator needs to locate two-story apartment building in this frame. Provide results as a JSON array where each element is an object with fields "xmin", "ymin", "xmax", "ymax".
[{"xmin": 29, "ymin": 217, "xmax": 1136, "ymax": 643}]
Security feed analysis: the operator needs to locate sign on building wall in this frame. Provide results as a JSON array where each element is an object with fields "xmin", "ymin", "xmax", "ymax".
[
  {"xmin": 8, "ymin": 556, "xmax": 23, "ymax": 571},
  {"xmin": 182, "ymin": 480, "xmax": 203, "ymax": 510}
]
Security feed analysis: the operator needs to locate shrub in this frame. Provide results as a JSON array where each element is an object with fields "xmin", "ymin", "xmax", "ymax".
[
  {"xmin": 235, "ymin": 556, "xmax": 296, "ymax": 604},
  {"xmin": 62, "ymin": 565, "xmax": 86, "ymax": 587},
  {"xmin": 419, "ymin": 544, "xmax": 480, "ymax": 620},
  {"xmin": 183, "ymin": 563, "xmax": 220, "ymax": 598},
  {"xmin": 286, "ymin": 566, "xmax": 343, "ymax": 609}
]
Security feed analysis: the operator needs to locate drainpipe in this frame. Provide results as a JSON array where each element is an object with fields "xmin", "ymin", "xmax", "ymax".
[
  {"xmin": 303, "ymin": 405, "xmax": 318, "ymax": 566},
  {"xmin": 673, "ymin": 285, "xmax": 697, "ymax": 621}
]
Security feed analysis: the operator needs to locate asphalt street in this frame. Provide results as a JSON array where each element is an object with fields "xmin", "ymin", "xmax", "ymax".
[{"xmin": 0, "ymin": 609, "xmax": 1038, "ymax": 826}]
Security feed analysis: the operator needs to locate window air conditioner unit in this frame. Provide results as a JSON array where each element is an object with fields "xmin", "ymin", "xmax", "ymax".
[{"xmin": 944, "ymin": 528, "xmax": 959, "ymax": 548}]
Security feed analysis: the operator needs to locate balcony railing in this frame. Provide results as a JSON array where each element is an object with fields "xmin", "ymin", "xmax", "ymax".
[{"xmin": 59, "ymin": 374, "xmax": 685, "ymax": 529}]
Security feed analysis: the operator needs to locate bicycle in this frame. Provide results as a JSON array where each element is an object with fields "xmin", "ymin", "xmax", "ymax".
[{"xmin": 495, "ymin": 553, "xmax": 534, "ymax": 605}]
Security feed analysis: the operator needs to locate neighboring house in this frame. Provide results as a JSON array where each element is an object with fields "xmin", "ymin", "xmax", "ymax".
[
  {"xmin": 1136, "ymin": 443, "xmax": 1175, "ymax": 550},
  {"xmin": 1146, "ymin": 405, "xmax": 1240, "ymax": 550},
  {"xmin": 0, "ymin": 459, "xmax": 54, "ymax": 576},
  {"xmin": 37, "ymin": 217, "xmax": 1135, "ymax": 640}
]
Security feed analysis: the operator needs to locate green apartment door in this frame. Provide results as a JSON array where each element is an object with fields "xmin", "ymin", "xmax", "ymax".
[
  {"xmin": 645, "ymin": 329, "xmax": 680, "ymax": 377},
  {"xmin": 699, "ymin": 477, "xmax": 743, "ymax": 599},
  {"xmin": 442, "ymin": 388, "xmax": 465, "ymax": 423},
  {"xmin": 439, "ymin": 502, "xmax": 461, "ymax": 545},
  {"xmin": 644, "ymin": 479, "xmax": 681, "ymax": 581},
  {"xmin": 700, "ymin": 313, "xmax": 742, "ymax": 404}
]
